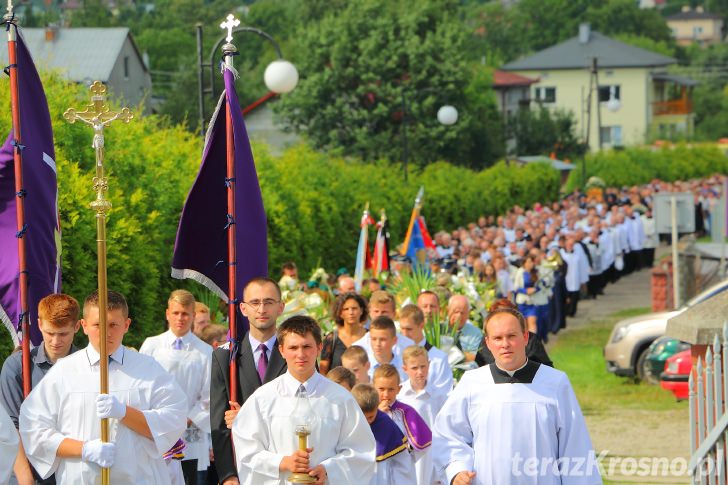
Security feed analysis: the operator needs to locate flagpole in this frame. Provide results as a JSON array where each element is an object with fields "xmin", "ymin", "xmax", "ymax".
[
  {"xmin": 400, "ymin": 186, "xmax": 424, "ymax": 256},
  {"xmin": 220, "ymin": 14, "xmax": 240, "ymax": 402},
  {"xmin": 4, "ymin": 0, "xmax": 31, "ymax": 398},
  {"xmin": 64, "ymin": 83, "xmax": 133, "ymax": 485}
]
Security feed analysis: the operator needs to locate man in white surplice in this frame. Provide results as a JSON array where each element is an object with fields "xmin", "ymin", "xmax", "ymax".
[
  {"xmin": 432, "ymin": 301, "xmax": 601, "ymax": 485},
  {"xmin": 19, "ymin": 290, "xmax": 187, "ymax": 484},
  {"xmin": 140, "ymin": 289, "xmax": 212, "ymax": 483},
  {"xmin": 232, "ymin": 315, "xmax": 376, "ymax": 485}
]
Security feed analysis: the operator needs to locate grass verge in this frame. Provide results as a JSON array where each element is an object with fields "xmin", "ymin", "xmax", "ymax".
[{"xmin": 549, "ymin": 307, "xmax": 680, "ymax": 415}]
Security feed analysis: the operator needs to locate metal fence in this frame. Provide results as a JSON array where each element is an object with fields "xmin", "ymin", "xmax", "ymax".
[{"xmin": 690, "ymin": 326, "xmax": 728, "ymax": 484}]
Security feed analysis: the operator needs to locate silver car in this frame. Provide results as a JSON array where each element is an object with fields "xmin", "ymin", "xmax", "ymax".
[{"xmin": 604, "ymin": 278, "xmax": 728, "ymax": 381}]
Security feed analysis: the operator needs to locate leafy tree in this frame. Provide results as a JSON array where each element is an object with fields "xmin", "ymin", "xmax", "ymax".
[
  {"xmin": 508, "ymin": 107, "xmax": 585, "ymax": 160},
  {"xmin": 274, "ymin": 0, "xmax": 501, "ymax": 168}
]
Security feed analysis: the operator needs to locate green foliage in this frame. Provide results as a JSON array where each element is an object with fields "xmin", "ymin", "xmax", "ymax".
[
  {"xmin": 464, "ymin": 0, "xmax": 674, "ymax": 66},
  {"xmin": 0, "ymin": 72, "xmax": 202, "ymax": 349},
  {"xmin": 508, "ymin": 107, "xmax": 585, "ymax": 160},
  {"xmin": 565, "ymin": 144, "xmax": 728, "ymax": 191},
  {"xmin": 274, "ymin": 0, "xmax": 503, "ymax": 168},
  {"xmin": 256, "ymin": 144, "xmax": 561, "ymax": 274},
  {"xmin": 613, "ymin": 34, "xmax": 677, "ymax": 58}
]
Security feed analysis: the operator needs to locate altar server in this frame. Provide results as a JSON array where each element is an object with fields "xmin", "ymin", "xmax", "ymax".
[
  {"xmin": 432, "ymin": 299, "xmax": 601, "ymax": 485},
  {"xmin": 19, "ymin": 291, "xmax": 188, "ymax": 484},
  {"xmin": 140, "ymin": 289, "xmax": 212, "ymax": 484},
  {"xmin": 232, "ymin": 315, "xmax": 375, "ymax": 484}
]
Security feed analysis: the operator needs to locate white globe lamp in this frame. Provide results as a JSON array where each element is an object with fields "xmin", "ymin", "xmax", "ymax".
[
  {"xmin": 264, "ymin": 59, "xmax": 299, "ymax": 94},
  {"xmin": 437, "ymin": 105, "xmax": 458, "ymax": 125}
]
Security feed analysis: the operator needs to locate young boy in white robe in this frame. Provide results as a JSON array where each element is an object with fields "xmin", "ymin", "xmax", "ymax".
[
  {"xmin": 327, "ymin": 366, "xmax": 356, "ymax": 391},
  {"xmin": 232, "ymin": 315, "xmax": 376, "ymax": 485},
  {"xmin": 374, "ymin": 364, "xmax": 432, "ymax": 485},
  {"xmin": 432, "ymin": 299, "xmax": 601, "ymax": 485},
  {"xmin": 19, "ymin": 290, "xmax": 188, "ymax": 485},
  {"xmin": 140, "ymin": 289, "xmax": 213, "ymax": 484},
  {"xmin": 367, "ymin": 317, "xmax": 408, "ymax": 382},
  {"xmin": 398, "ymin": 345, "xmax": 448, "ymax": 484},
  {"xmin": 351, "ymin": 383, "xmax": 415, "ymax": 485},
  {"xmin": 341, "ymin": 345, "xmax": 371, "ymax": 385}
]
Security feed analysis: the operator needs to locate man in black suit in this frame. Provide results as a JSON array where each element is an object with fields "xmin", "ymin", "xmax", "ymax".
[{"xmin": 210, "ymin": 277, "xmax": 287, "ymax": 485}]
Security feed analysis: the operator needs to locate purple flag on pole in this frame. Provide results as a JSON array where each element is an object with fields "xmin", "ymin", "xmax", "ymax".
[
  {"xmin": 172, "ymin": 67, "xmax": 267, "ymax": 336},
  {"xmin": 0, "ymin": 31, "xmax": 61, "ymax": 346}
]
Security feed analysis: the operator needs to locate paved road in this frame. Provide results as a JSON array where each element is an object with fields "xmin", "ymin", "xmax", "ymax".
[{"xmin": 566, "ymin": 267, "xmax": 654, "ymax": 330}]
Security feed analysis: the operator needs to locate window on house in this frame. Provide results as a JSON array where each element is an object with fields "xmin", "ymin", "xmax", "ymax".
[
  {"xmin": 693, "ymin": 26, "xmax": 704, "ymax": 37},
  {"xmin": 123, "ymin": 56, "xmax": 130, "ymax": 80},
  {"xmin": 534, "ymin": 86, "xmax": 556, "ymax": 103},
  {"xmin": 600, "ymin": 126, "xmax": 623, "ymax": 146},
  {"xmin": 598, "ymin": 85, "xmax": 620, "ymax": 103}
]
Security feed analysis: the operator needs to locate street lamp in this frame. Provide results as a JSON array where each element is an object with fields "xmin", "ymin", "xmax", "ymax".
[
  {"xmin": 196, "ymin": 23, "xmax": 298, "ymax": 136},
  {"xmin": 400, "ymin": 89, "xmax": 458, "ymax": 181}
]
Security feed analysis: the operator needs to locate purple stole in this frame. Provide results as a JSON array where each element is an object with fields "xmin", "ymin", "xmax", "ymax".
[
  {"xmin": 390, "ymin": 400, "xmax": 432, "ymax": 450},
  {"xmin": 370, "ymin": 410, "xmax": 408, "ymax": 462}
]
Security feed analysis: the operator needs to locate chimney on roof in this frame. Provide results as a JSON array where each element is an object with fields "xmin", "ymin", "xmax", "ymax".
[
  {"xmin": 45, "ymin": 24, "xmax": 58, "ymax": 42},
  {"xmin": 696, "ymin": 5, "xmax": 704, "ymax": 12},
  {"xmin": 681, "ymin": 5, "xmax": 691, "ymax": 12},
  {"xmin": 578, "ymin": 23, "xmax": 591, "ymax": 44}
]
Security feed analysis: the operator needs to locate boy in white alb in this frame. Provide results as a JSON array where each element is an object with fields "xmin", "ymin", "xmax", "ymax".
[
  {"xmin": 352, "ymin": 383, "xmax": 415, "ymax": 485},
  {"xmin": 232, "ymin": 316, "xmax": 375, "ymax": 484},
  {"xmin": 374, "ymin": 364, "xmax": 432, "ymax": 485},
  {"xmin": 398, "ymin": 345, "xmax": 448, "ymax": 484},
  {"xmin": 19, "ymin": 290, "xmax": 187, "ymax": 484}
]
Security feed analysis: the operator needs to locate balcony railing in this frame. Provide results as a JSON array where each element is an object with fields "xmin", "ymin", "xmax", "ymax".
[{"xmin": 653, "ymin": 99, "xmax": 693, "ymax": 116}]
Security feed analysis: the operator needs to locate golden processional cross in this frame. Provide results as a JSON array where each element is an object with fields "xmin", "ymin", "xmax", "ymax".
[{"xmin": 63, "ymin": 81, "xmax": 132, "ymax": 485}]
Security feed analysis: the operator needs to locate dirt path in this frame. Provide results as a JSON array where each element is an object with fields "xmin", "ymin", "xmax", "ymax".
[{"xmin": 556, "ymin": 268, "xmax": 691, "ymax": 484}]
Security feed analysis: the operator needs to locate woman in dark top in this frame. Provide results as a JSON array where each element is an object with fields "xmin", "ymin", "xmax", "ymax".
[{"xmin": 319, "ymin": 292, "xmax": 368, "ymax": 375}]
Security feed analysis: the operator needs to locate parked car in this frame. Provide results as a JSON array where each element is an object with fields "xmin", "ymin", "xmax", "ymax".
[
  {"xmin": 643, "ymin": 337, "xmax": 691, "ymax": 385},
  {"xmin": 604, "ymin": 278, "xmax": 728, "ymax": 382},
  {"xmin": 660, "ymin": 349, "xmax": 691, "ymax": 400}
]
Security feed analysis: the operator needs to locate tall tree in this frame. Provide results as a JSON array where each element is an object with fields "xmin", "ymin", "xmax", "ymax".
[{"xmin": 274, "ymin": 0, "xmax": 503, "ymax": 168}]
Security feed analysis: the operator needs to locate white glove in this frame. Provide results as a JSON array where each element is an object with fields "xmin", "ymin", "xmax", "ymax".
[
  {"xmin": 81, "ymin": 439, "xmax": 116, "ymax": 468},
  {"xmin": 96, "ymin": 393, "xmax": 126, "ymax": 420}
]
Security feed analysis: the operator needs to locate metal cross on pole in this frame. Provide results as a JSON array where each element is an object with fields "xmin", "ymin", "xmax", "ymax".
[{"xmin": 63, "ymin": 81, "xmax": 132, "ymax": 485}]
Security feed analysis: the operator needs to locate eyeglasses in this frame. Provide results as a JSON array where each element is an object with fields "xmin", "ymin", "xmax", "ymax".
[{"xmin": 242, "ymin": 299, "xmax": 280, "ymax": 309}]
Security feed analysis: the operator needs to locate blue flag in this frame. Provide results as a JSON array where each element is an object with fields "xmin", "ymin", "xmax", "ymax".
[
  {"xmin": 0, "ymin": 30, "xmax": 61, "ymax": 346},
  {"xmin": 172, "ymin": 67, "xmax": 267, "ymax": 336},
  {"xmin": 405, "ymin": 217, "xmax": 428, "ymax": 267}
]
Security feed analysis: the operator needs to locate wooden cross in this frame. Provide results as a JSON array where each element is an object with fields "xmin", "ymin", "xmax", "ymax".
[{"xmin": 220, "ymin": 14, "xmax": 240, "ymax": 43}]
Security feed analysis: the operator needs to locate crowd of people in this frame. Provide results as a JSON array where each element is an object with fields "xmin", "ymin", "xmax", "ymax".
[{"xmin": 0, "ymin": 175, "xmax": 722, "ymax": 485}]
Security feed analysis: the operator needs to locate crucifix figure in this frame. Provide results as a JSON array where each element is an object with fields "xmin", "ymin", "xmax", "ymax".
[
  {"xmin": 64, "ymin": 81, "xmax": 133, "ymax": 169},
  {"xmin": 62, "ymin": 80, "xmax": 133, "ymax": 485},
  {"xmin": 220, "ymin": 13, "xmax": 240, "ymax": 43}
]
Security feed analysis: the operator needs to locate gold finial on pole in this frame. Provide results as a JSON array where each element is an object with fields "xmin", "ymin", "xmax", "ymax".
[{"xmin": 64, "ymin": 81, "xmax": 132, "ymax": 485}]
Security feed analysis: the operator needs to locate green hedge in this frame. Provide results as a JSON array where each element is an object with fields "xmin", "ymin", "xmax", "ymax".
[
  {"xmin": 0, "ymin": 73, "xmax": 561, "ymax": 359},
  {"xmin": 565, "ymin": 145, "xmax": 728, "ymax": 191},
  {"xmin": 255, "ymin": 145, "xmax": 562, "ymax": 274}
]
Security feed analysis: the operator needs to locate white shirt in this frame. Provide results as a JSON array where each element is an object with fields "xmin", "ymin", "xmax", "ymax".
[
  {"xmin": 432, "ymin": 364, "xmax": 600, "ymax": 485},
  {"xmin": 368, "ymin": 354, "xmax": 409, "ymax": 383},
  {"xmin": 0, "ymin": 403, "xmax": 18, "ymax": 484},
  {"xmin": 642, "ymin": 215, "xmax": 658, "ymax": 249},
  {"xmin": 412, "ymin": 337, "xmax": 453, "ymax": 396},
  {"xmin": 19, "ymin": 345, "xmax": 187, "ymax": 484},
  {"xmin": 140, "ymin": 330, "xmax": 212, "ymax": 469},
  {"xmin": 232, "ymin": 371, "xmax": 375, "ymax": 484},
  {"xmin": 352, "ymin": 332, "xmax": 415, "ymax": 361},
  {"xmin": 398, "ymin": 380, "xmax": 448, "ymax": 485}
]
